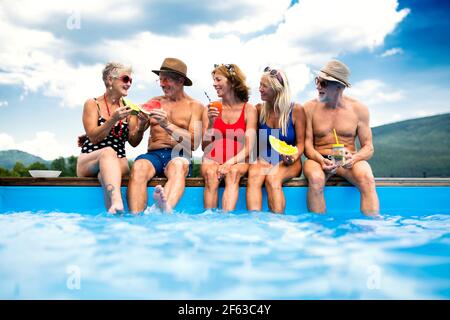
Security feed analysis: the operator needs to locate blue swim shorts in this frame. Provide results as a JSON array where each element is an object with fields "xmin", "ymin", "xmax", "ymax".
[{"xmin": 135, "ymin": 148, "xmax": 192, "ymax": 177}]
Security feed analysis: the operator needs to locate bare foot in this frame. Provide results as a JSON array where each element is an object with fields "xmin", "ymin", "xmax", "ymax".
[
  {"xmin": 153, "ymin": 185, "xmax": 172, "ymax": 213},
  {"xmin": 106, "ymin": 184, "xmax": 124, "ymax": 214},
  {"xmin": 108, "ymin": 202, "xmax": 124, "ymax": 214}
]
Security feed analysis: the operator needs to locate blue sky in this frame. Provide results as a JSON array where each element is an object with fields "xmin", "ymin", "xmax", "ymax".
[{"xmin": 0, "ymin": 0, "xmax": 449, "ymax": 160}]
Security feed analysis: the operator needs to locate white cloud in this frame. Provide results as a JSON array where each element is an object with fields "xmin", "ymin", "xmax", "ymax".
[
  {"xmin": 0, "ymin": 9, "xmax": 104, "ymax": 107},
  {"xmin": 348, "ymin": 79, "xmax": 404, "ymax": 106},
  {"xmin": 380, "ymin": 47, "xmax": 403, "ymax": 58},
  {"xmin": 207, "ymin": 0, "xmax": 291, "ymax": 35},
  {"xmin": 0, "ymin": 0, "xmax": 409, "ymax": 109},
  {"xmin": 0, "ymin": 0, "xmax": 141, "ymax": 25},
  {"xmin": 0, "ymin": 131, "xmax": 78, "ymax": 160},
  {"xmin": 276, "ymin": 0, "xmax": 409, "ymax": 56},
  {"xmin": 0, "ymin": 100, "xmax": 8, "ymax": 107},
  {"xmin": 0, "ymin": 133, "xmax": 16, "ymax": 149}
]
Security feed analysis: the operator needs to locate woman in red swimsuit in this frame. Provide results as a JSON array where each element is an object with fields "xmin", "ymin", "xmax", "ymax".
[{"xmin": 201, "ymin": 64, "xmax": 258, "ymax": 212}]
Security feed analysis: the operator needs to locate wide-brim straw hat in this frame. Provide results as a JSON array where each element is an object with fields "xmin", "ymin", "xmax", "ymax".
[
  {"xmin": 316, "ymin": 60, "xmax": 351, "ymax": 87},
  {"xmin": 152, "ymin": 57, "xmax": 193, "ymax": 86}
]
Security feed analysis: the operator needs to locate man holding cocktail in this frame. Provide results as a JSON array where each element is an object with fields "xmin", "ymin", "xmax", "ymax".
[{"xmin": 303, "ymin": 60, "xmax": 379, "ymax": 216}]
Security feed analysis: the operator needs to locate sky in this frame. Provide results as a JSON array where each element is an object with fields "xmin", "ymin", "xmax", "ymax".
[{"xmin": 0, "ymin": 0, "xmax": 449, "ymax": 160}]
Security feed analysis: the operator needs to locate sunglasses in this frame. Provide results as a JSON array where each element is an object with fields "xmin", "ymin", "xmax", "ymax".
[
  {"xmin": 315, "ymin": 77, "xmax": 341, "ymax": 88},
  {"xmin": 214, "ymin": 64, "xmax": 236, "ymax": 77},
  {"xmin": 264, "ymin": 67, "xmax": 284, "ymax": 86},
  {"xmin": 115, "ymin": 75, "xmax": 133, "ymax": 85}
]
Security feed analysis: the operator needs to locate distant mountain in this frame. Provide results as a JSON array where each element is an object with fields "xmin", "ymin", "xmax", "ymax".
[
  {"xmin": 0, "ymin": 150, "xmax": 50, "ymax": 169},
  {"xmin": 369, "ymin": 113, "xmax": 450, "ymax": 177}
]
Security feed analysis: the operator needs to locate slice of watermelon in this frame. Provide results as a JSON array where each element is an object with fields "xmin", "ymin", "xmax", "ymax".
[{"xmin": 140, "ymin": 99, "xmax": 161, "ymax": 114}]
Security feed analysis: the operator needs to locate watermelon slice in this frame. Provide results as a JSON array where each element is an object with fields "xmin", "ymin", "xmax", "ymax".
[{"xmin": 140, "ymin": 99, "xmax": 161, "ymax": 114}]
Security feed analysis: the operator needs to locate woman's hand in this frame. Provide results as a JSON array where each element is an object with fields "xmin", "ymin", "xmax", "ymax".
[
  {"xmin": 111, "ymin": 105, "xmax": 132, "ymax": 122},
  {"xmin": 281, "ymin": 154, "xmax": 296, "ymax": 166},
  {"xmin": 207, "ymin": 103, "xmax": 220, "ymax": 125},
  {"xmin": 217, "ymin": 163, "xmax": 232, "ymax": 180},
  {"xmin": 77, "ymin": 134, "xmax": 87, "ymax": 147}
]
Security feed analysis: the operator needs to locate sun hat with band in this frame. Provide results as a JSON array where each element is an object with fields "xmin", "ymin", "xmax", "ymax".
[
  {"xmin": 152, "ymin": 57, "xmax": 193, "ymax": 86},
  {"xmin": 316, "ymin": 60, "xmax": 351, "ymax": 88}
]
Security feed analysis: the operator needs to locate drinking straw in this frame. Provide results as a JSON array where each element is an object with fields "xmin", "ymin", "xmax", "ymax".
[
  {"xmin": 204, "ymin": 91, "xmax": 211, "ymax": 103},
  {"xmin": 333, "ymin": 128, "xmax": 340, "ymax": 144}
]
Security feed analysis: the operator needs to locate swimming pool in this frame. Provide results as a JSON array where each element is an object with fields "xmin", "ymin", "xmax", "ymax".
[{"xmin": 1, "ymin": 178, "xmax": 449, "ymax": 299}]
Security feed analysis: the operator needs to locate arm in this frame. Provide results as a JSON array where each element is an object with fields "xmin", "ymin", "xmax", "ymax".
[
  {"xmin": 82, "ymin": 99, "xmax": 130, "ymax": 145},
  {"xmin": 303, "ymin": 101, "xmax": 323, "ymax": 163},
  {"xmin": 283, "ymin": 103, "xmax": 306, "ymax": 164},
  {"xmin": 188, "ymin": 102, "xmax": 205, "ymax": 150},
  {"xmin": 201, "ymin": 103, "xmax": 220, "ymax": 151},
  {"xmin": 128, "ymin": 112, "xmax": 150, "ymax": 147},
  {"xmin": 346, "ymin": 104, "xmax": 374, "ymax": 166}
]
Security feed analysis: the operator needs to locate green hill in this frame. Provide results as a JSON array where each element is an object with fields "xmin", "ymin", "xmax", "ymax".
[
  {"xmin": 369, "ymin": 113, "xmax": 450, "ymax": 177},
  {"xmin": 0, "ymin": 150, "xmax": 50, "ymax": 170}
]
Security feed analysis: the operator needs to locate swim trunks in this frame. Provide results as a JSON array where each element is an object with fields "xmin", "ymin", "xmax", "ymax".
[{"xmin": 135, "ymin": 148, "xmax": 192, "ymax": 177}]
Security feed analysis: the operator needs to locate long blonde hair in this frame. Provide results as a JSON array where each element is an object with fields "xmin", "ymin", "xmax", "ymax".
[{"xmin": 259, "ymin": 69, "xmax": 292, "ymax": 136}]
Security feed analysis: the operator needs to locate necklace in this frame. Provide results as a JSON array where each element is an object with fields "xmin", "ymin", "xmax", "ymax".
[{"xmin": 104, "ymin": 93, "xmax": 123, "ymax": 139}]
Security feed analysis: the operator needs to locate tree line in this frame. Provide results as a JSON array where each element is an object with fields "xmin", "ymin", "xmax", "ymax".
[
  {"xmin": 0, "ymin": 157, "xmax": 202, "ymax": 178},
  {"xmin": 0, "ymin": 156, "xmax": 78, "ymax": 177}
]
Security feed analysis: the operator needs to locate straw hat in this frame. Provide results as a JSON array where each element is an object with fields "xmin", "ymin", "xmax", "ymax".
[
  {"xmin": 152, "ymin": 57, "xmax": 192, "ymax": 86},
  {"xmin": 317, "ymin": 60, "xmax": 351, "ymax": 87}
]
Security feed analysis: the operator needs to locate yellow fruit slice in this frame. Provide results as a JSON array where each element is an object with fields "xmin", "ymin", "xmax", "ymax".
[
  {"xmin": 122, "ymin": 98, "xmax": 141, "ymax": 113},
  {"xmin": 269, "ymin": 135, "xmax": 298, "ymax": 156}
]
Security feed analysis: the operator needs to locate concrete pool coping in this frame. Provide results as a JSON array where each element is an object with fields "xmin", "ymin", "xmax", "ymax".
[{"xmin": 1, "ymin": 177, "xmax": 450, "ymax": 187}]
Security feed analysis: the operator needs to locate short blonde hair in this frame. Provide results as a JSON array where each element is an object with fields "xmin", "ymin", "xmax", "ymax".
[{"xmin": 102, "ymin": 62, "xmax": 132, "ymax": 87}]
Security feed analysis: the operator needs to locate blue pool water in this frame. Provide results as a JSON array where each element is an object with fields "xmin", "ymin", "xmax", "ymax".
[{"xmin": 0, "ymin": 209, "xmax": 449, "ymax": 299}]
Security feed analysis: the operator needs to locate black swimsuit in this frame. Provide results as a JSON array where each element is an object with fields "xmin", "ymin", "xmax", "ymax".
[{"xmin": 80, "ymin": 98, "xmax": 129, "ymax": 158}]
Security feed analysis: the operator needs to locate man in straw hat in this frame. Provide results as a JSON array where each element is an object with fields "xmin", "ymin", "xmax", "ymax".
[
  {"xmin": 127, "ymin": 57, "xmax": 204, "ymax": 213},
  {"xmin": 303, "ymin": 59, "xmax": 379, "ymax": 216}
]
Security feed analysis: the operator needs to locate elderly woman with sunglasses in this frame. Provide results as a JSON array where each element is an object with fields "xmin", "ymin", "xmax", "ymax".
[
  {"xmin": 246, "ymin": 67, "xmax": 306, "ymax": 214},
  {"xmin": 77, "ymin": 62, "xmax": 138, "ymax": 214},
  {"xmin": 201, "ymin": 64, "xmax": 258, "ymax": 212}
]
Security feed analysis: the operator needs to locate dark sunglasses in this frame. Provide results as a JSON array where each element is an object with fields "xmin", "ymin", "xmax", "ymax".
[
  {"xmin": 264, "ymin": 66, "xmax": 284, "ymax": 86},
  {"xmin": 315, "ymin": 77, "xmax": 339, "ymax": 88},
  {"xmin": 115, "ymin": 75, "xmax": 133, "ymax": 84}
]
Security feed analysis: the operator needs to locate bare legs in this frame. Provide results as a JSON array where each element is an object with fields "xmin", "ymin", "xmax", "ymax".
[
  {"xmin": 77, "ymin": 148, "xmax": 129, "ymax": 213},
  {"xmin": 158, "ymin": 158, "xmax": 190, "ymax": 213},
  {"xmin": 127, "ymin": 159, "xmax": 156, "ymax": 214},
  {"xmin": 127, "ymin": 157, "xmax": 189, "ymax": 214},
  {"xmin": 337, "ymin": 161, "xmax": 379, "ymax": 216},
  {"xmin": 201, "ymin": 160, "xmax": 249, "ymax": 212},
  {"xmin": 201, "ymin": 162, "xmax": 220, "ymax": 209},
  {"xmin": 247, "ymin": 159, "xmax": 302, "ymax": 213},
  {"xmin": 246, "ymin": 162, "xmax": 270, "ymax": 211},
  {"xmin": 303, "ymin": 159, "xmax": 327, "ymax": 214},
  {"xmin": 304, "ymin": 159, "xmax": 379, "ymax": 216}
]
